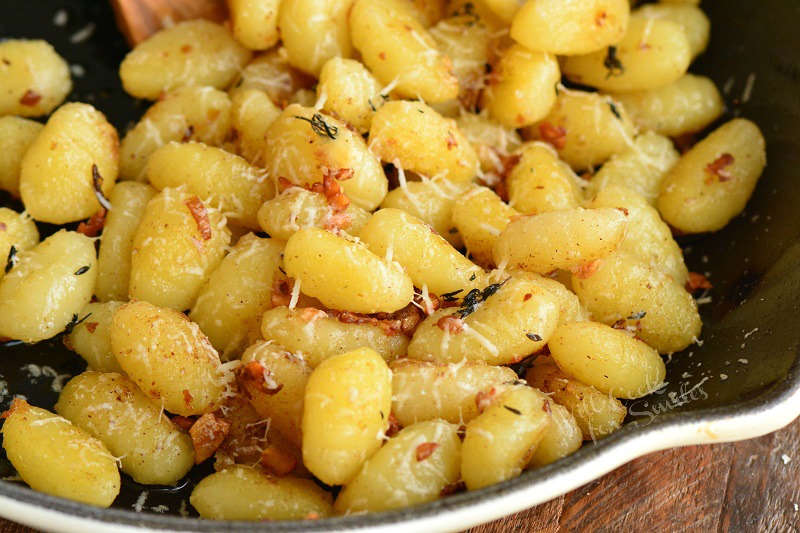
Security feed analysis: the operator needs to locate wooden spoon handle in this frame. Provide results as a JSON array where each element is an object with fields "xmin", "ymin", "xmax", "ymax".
[{"xmin": 110, "ymin": 0, "xmax": 228, "ymax": 46}]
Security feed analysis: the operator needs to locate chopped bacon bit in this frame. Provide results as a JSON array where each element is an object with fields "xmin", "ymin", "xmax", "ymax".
[
  {"xmin": 271, "ymin": 278, "xmax": 293, "ymax": 307},
  {"xmin": 386, "ymin": 412, "xmax": 401, "ymax": 437},
  {"xmin": 184, "ymin": 196, "xmax": 212, "ymax": 241},
  {"xmin": 445, "ymin": 131, "xmax": 458, "ymax": 150},
  {"xmin": 436, "ymin": 315, "xmax": 464, "ymax": 334},
  {"xmin": 311, "ymin": 168, "xmax": 352, "ymax": 213},
  {"xmin": 332, "ymin": 310, "xmax": 402, "ymax": 336},
  {"xmin": 475, "ymin": 387, "xmax": 497, "ymax": 413},
  {"xmin": 300, "ymin": 307, "xmax": 328, "ymax": 322},
  {"xmin": 673, "ymin": 133, "xmax": 698, "ymax": 154},
  {"xmin": 380, "ymin": 304, "xmax": 425, "ymax": 335},
  {"xmin": 239, "ymin": 361, "xmax": 284, "ymax": 396},
  {"xmin": 571, "ymin": 260, "xmax": 601, "ymax": 279},
  {"xmin": 76, "ymin": 207, "xmax": 107, "ymax": 237},
  {"xmin": 323, "ymin": 211, "xmax": 352, "ymax": 231},
  {"xmin": 171, "ymin": 415, "xmax": 195, "ymax": 431},
  {"xmin": 686, "ymin": 272, "xmax": 712, "ymax": 292},
  {"xmin": 181, "ymin": 124, "xmax": 194, "ymax": 142},
  {"xmin": 260, "ymin": 445, "xmax": 297, "ymax": 476},
  {"xmin": 616, "ymin": 207, "xmax": 630, "ymax": 216},
  {"xmin": 19, "ymin": 89, "xmax": 41, "ymax": 106},
  {"xmin": 494, "ymin": 178, "xmax": 509, "ymax": 203},
  {"xmin": 538, "ymin": 122, "xmax": 567, "ymax": 150},
  {"xmin": 189, "ymin": 413, "xmax": 231, "ymax": 464},
  {"xmin": 414, "ymin": 290, "xmax": 441, "ymax": 315},
  {"xmin": 415, "ymin": 442, "xmax": 439, "ymax": 461},
  {"xmin": 182, "ymin": 389, "xmax": 194, "ymax": 407},
  {"xmin": 489, "ymin": 152, "xmax": 521, "ymax": 202},
  {"xmin": 85, "ymin": 322, "xmax": 99, "ymax": 334},
  {"xmin": 705, "ymin": 153, "xmax": 735, "ymax": 184},
  {"xmin": 440, "ymin": 480, "xmax": 466, "ymax": 497}
]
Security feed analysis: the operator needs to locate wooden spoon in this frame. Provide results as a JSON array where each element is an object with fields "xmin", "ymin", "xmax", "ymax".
[{"xmin": 110, "ymin": 0, "xmax": 228, "ymax": 46}]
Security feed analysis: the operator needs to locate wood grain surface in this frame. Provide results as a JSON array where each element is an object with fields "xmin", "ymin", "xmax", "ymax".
[{"xmin": 0, "ymin": 419, "xmax": 797, "ymax": 532}]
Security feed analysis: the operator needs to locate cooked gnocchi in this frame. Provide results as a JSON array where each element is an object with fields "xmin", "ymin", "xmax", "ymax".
[{"xmin": 0, "ymin": 0, "xmax": 770, "ymax": 521}]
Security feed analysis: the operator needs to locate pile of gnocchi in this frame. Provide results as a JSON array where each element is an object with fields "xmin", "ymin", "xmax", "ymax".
[{"xmin": 0, "ymin": 0, "xmax": 766, "ymax": 522}]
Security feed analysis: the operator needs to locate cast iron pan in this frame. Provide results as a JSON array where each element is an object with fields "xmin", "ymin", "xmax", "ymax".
[{"xmin": 0, "ymin": 1, "xmax": 798, "ymax": 530}]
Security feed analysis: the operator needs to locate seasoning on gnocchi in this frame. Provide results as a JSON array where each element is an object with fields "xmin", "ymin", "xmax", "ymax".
[{"xmin": 0, "ymin": 0, "xmax": 770, "ymax": 521}]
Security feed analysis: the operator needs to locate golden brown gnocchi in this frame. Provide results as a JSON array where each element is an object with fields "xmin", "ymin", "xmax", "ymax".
[
  {"xmin": 0, "ymin": 40, "xmax": 71, "ymax": 117},
  {"xmin": 20, "ymin": 103, "xmax": 119, "ymax": 224},
  {"xmin": 120, "ymin": 20, "xmax": 252, "ymax": 100}
]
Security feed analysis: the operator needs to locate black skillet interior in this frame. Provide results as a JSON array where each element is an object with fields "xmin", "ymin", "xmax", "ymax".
[{"xmin": 0, "ymin": 0, "xmax": 799, "ymax": 528}]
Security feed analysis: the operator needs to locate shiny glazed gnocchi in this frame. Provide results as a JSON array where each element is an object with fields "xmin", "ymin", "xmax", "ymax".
[{"xmin": 0, "ymin": 0, "xmax": 770, "ymax": 522}]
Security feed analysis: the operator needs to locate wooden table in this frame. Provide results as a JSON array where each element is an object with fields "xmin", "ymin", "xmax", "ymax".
[{"xmin": 0, "ymin": 419, "xmax": 797, "ymax": 532}]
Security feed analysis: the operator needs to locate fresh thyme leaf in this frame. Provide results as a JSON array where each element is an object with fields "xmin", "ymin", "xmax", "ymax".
[
  {"xmin": 294, "ymin": 113, "xmax": 338, "ymax": 139},
  {"xmin": 92, "ymin": 164, "xmax": 112, "ymax": 210},
  {"xmin": 608, "ymin": 101, "xmax": 622, "ymax": 120},
  {"xmin": 526, "ymin": 333, "xmax": 543, "ymax": 342},
  {"xmin": 5, "ymin": 245, "xmax": 17, "ymax": 274},
  {"xmin": 64, "ymin": 312, "xmax": 92, "ymax": 335},
  {"xmin": 74, "ymin": 265, "xmax": 90, "ymax": 276},
  {"xmin": 503, "ymin": 405, "xmax": 521, "ymax": 415},
  {"xmin": 455, "ymin": 278, "xmax": 510, "ymax": 319},
  {"xmin": 441, "ymin": 289, "xmax": 464, "ymax": 302},
  {"xmin": 604, "ymin": 46, "xmax": 625, "ymax": 78}
]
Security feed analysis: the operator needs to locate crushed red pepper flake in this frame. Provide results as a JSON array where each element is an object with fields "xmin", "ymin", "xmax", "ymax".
[
  {"xmin": 538, "ymin": 122, "xmax": 567, "ymax": 150},
  {"xmin": 475, "ymin": 387, "xmax": 497, "ymax": 413},
  {"xmin": 686, "ymin": 272, "xmax": 713, "ymax": 292},
  {"xmin": 571, "ymin": 259, "xmax": 601, "ymax": 279},
  {"xmin": 705, "ymin": 153, "xmax": 735, "ymax": 184},
  {"xmin": 616, "ymin": 207, "xmax": 630, "ymax": 216},
  {"xmin": 445, "ymin": 131, "xmax": 458, "ymax": 150},
  {"xmin": 184, "ymin": 196, "xmax": 212, "ymax": 241},
  {"xmin": 277, "ymin": 176, "xmax": 295, "ymax": 192},
  {"xmin": 440, "ymin": 480, "xmax": 466, "ymax": 497},
  {"xmin": 76, "ymin": 207, "xmax": 107, "ymax": 237},
  {"xmin": 0, "ymin": 222, "xmax": 6, "ymax": 232},
  {"xmin": 19, "ymin": 89, "xmax": 41, "ymax": 106},
  {"xmin": 189, "ymin": 413, "xmax": 231, "ymax": 464},
  {"xmin": 182, "ymin": 389, "xmax": 194, "ymax": 407},
  {"xmin": 436, "ymin": 315, "xmax": 464, "ymax": 334},
  {"xmin": 85, "ymin": 322, "xmax": 99, "ymax": 334},
  {"xmin": 260, "ymin": 445, "xmax": 297, "ymax": 476},
  {"xmin": 386, "ymin": 412, "xmax": 401, "ymax": 437},
  {"xmin": 271, "ymin": 277, "xmax": 293, "ymax": 307},
  {"xmin": 415, "ymin": 442, "xmax": 439, "ymax": 461}
]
